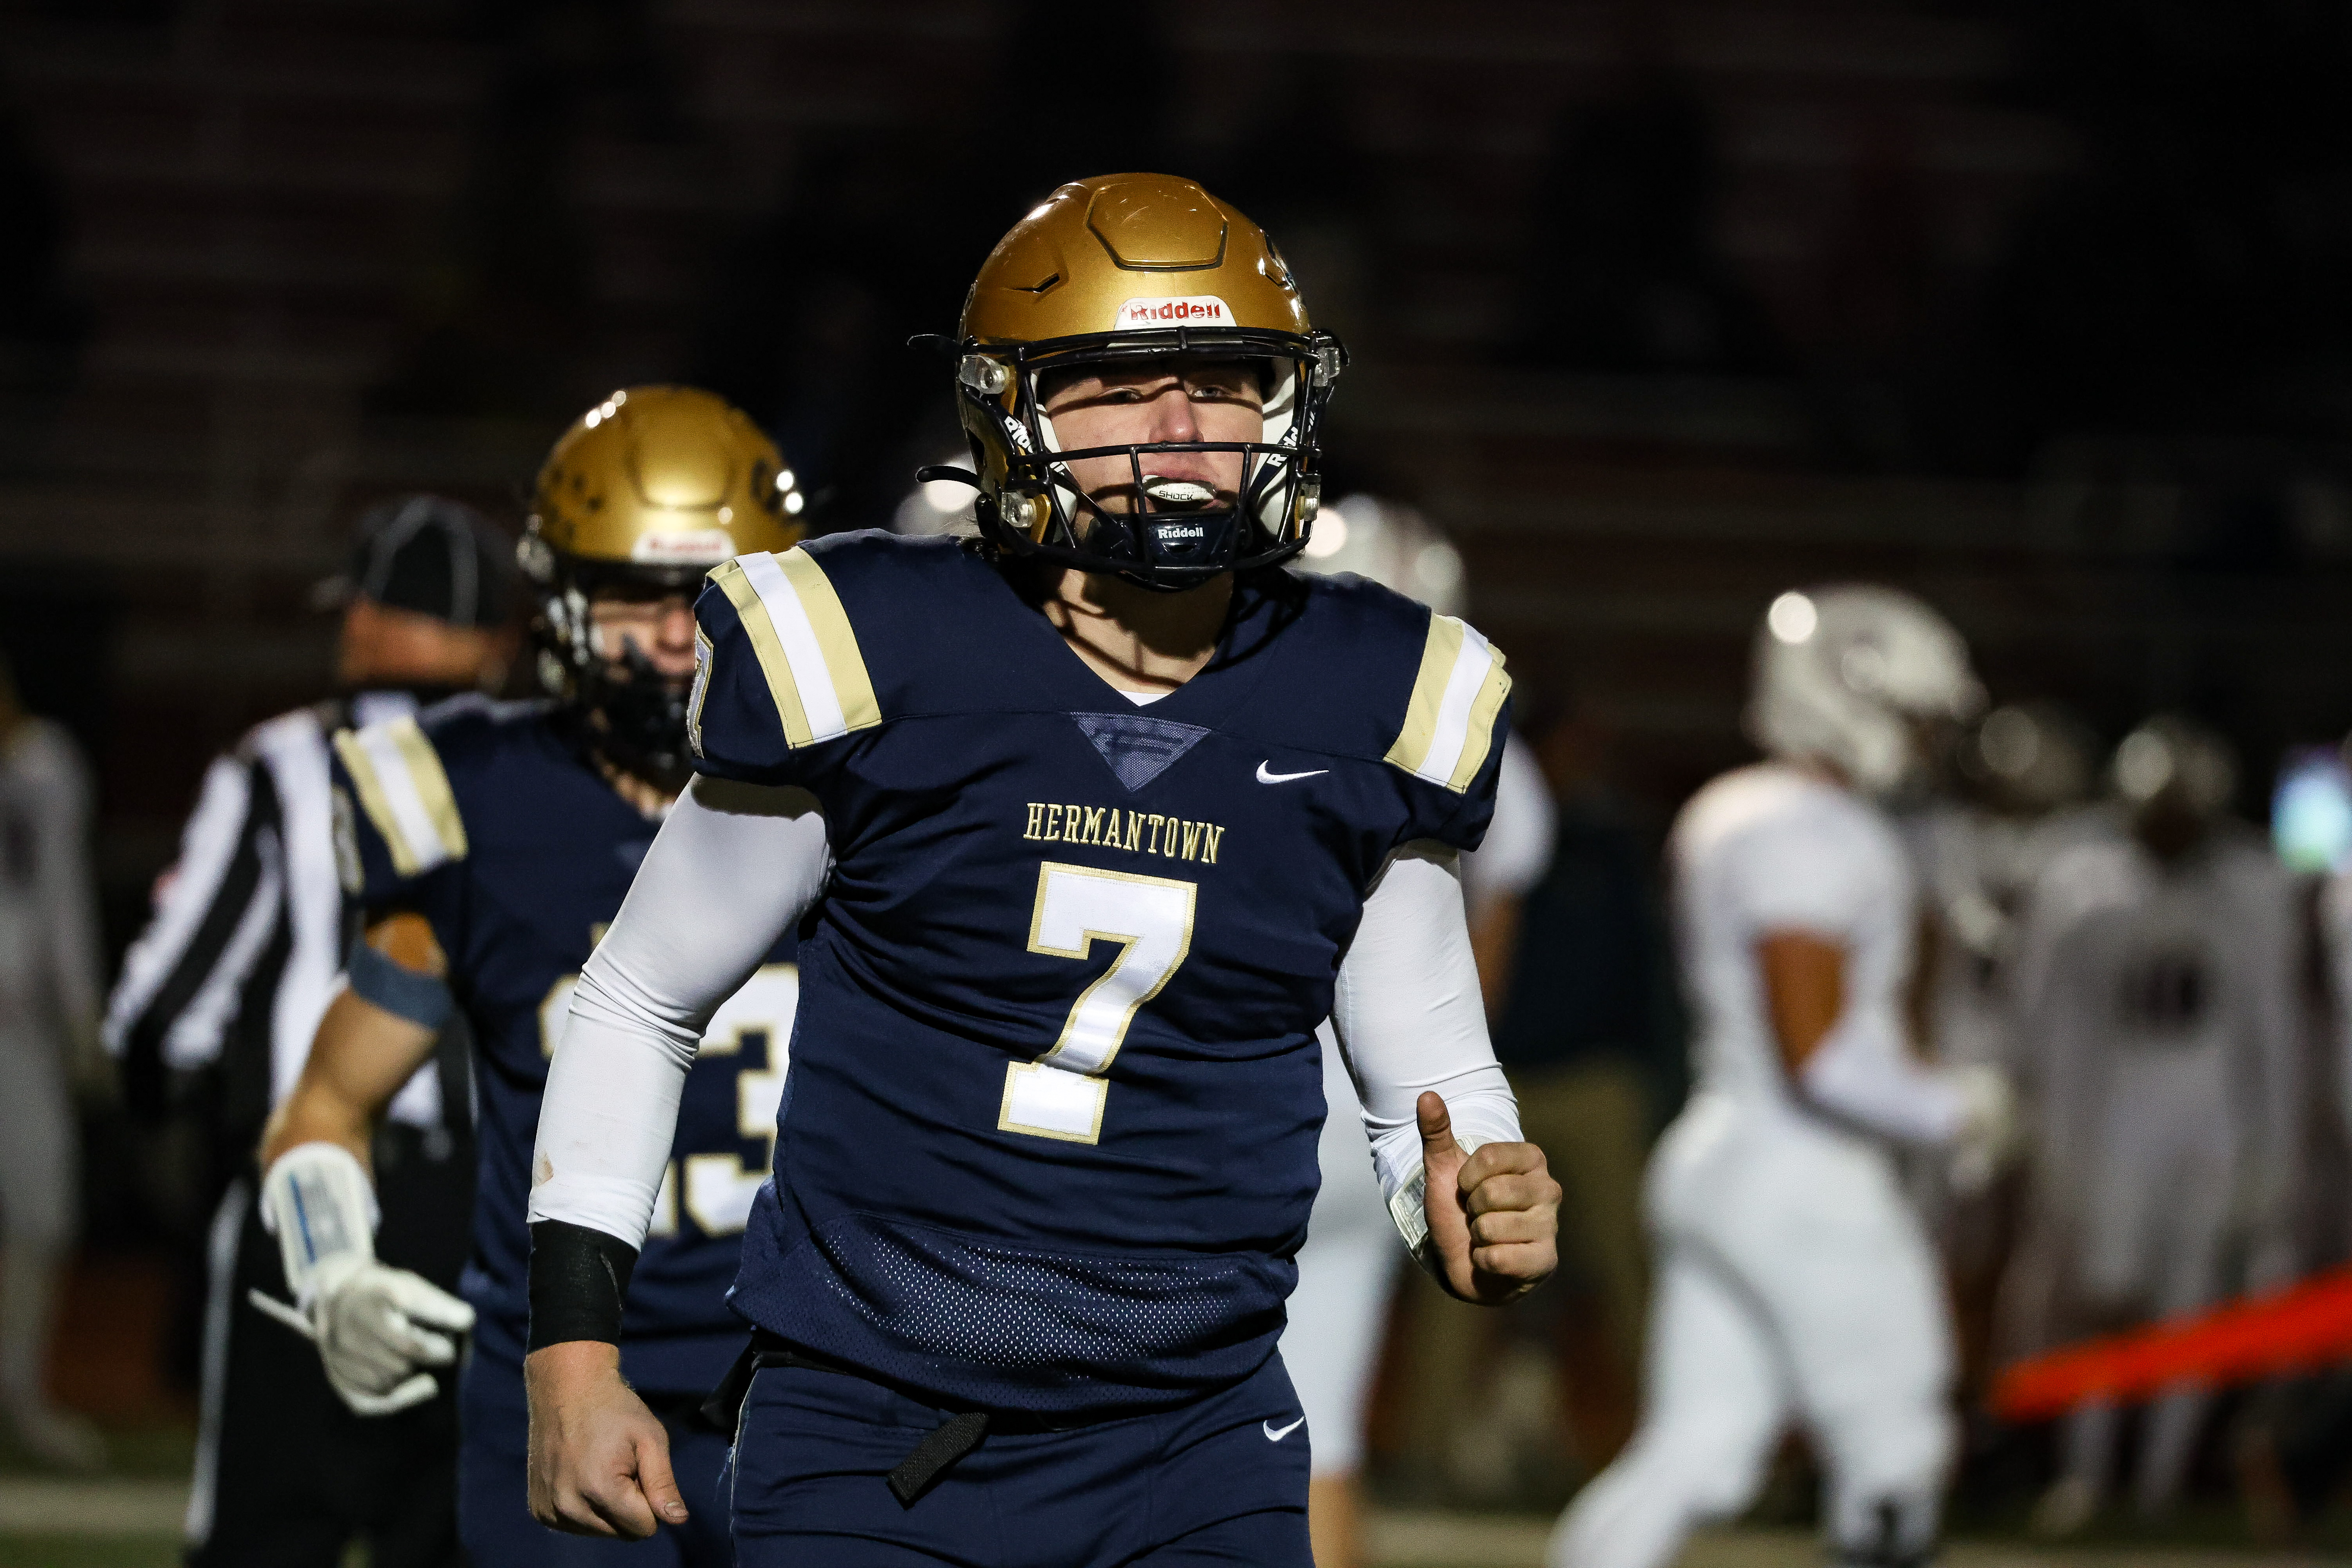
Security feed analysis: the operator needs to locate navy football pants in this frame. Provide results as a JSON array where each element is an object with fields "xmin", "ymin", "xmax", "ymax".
[
  {"xmin": 729, "ymin": 1353, "xmax": 1313, "ymax": 1566},
  {"xmin": 459, "ymin": 1350, "xmax": 734, "ymax": 1566}
]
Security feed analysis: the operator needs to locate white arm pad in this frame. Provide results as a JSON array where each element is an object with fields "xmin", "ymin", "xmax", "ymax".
[
  {"xmin": 1329, "ymin": 842, "xmax": 1523, "ymax": 1262},
  {"xmin": 1797, "ymin": 999, "xmax": 1967, "ymax": 1146},
  {"xmin": 527, "ymin": 776, "xmax": 830, "ymax": 1248},
  {"xmin": 260, "ymin": 1141, "xmax": 380, "ymax": 1307}
]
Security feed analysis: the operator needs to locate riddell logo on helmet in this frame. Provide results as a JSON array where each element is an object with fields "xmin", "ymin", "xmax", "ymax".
[
  {"xmin": 630, "ymin": 531, "xmax": 736, "ymax": 565},
  {"xmin": 1115, "ymin": 296, "xmax": 1231, "ymax": 330}
]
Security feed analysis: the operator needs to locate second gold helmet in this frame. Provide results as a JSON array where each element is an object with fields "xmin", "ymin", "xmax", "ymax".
[{"xmin": 519, "ymin": 385, "xmax": 805, "ymax": 775}]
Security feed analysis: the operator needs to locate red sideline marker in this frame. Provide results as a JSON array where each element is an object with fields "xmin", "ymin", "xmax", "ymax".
[{"xmin": 1991, "ymin": 1265, "xmax": 2352, "ymax": 1422}]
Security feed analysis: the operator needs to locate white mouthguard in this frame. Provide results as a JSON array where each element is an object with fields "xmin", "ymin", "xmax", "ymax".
[{"xmin": 1140, "ymin": 476, "xmax": 1217, "ymax": 509}]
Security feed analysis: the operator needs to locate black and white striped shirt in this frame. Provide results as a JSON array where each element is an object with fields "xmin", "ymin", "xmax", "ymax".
[{"xmin": 104, "ymin": 691, "xmax": 455, "ymax": 1161}]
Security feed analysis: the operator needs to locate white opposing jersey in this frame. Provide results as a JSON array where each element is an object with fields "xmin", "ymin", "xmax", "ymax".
[
  {"xmin": 2010, "ymin": 825, "xmax": 2300, "ymax": 1249},
  {"xmin": 1904, "ymin": 802, "xmax": 2117, "ymax": 1074},
  {"xmin": 1672, "ymin": 764, "xmax": 1915, "ymax": 1117}
]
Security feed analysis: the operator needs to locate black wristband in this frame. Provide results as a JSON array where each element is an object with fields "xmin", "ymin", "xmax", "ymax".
[{"xmin": 527, "ymin": 1219, "xmax": 639, "ymax": 1351}]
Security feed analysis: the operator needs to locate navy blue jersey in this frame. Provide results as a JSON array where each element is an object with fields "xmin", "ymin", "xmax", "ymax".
[
  {"xmin": 332, "ymin": 697, "xmax": 797, "ymax": 1392},
  {"xmin": 687, "ymin": 533, "xmax": 1510, "ymax": 1415}
]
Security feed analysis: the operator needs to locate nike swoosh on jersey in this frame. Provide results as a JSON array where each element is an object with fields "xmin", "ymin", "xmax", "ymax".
[
  {"xmin": 1255, "ymin": 763, "xmax": 1328, "ymax": 784},
  {"xmin": 1262, "ymin": 1415, "xmax": 1306, "ymax": 1442}
]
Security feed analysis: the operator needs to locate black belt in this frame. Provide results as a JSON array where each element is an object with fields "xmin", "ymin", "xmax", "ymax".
[{"xmin": 701, "ymin": 1330, "xmax": 1091, "ymax": 1507}]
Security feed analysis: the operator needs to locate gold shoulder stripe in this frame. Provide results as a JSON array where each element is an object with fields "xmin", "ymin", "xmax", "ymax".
[
  {"xmin": 332, "ymin": 717, "xmax": 467, "ymax": 877},
  {"xmin": 711, "ymin": 558, "xmax": 813, "ymax": 748},
  {"xmin": 1385, "ymin": 614, "xmax": 1464, "ymax": 782},
  {"xmin": 715, "ymin": 548, "xmax": 881, "ymax": 750},
  {"xmin": 1382, "ymin": 613, "xmax": 1511, "ymax": 794}
]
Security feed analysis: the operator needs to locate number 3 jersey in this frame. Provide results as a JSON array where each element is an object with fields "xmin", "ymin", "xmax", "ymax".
[
  {"xmin": 688, "ymin": 531, "xmax": 1511, "ymax": 1415},
  {"xmin": 331, "ymin": 697, "xmax": 797, "ymax": 1393}
]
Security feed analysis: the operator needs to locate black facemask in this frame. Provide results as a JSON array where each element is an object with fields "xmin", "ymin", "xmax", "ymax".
[{"xmin": 581, "ymin": 636, "xmax": 694, "ymax": 790}]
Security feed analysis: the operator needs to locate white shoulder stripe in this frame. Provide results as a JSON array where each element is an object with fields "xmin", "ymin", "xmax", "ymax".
[
  {"xmin": 1415, "ymin": 626, "xmax": 1496, "ymax": 786},
  {"xmin": 1384, "ymin": 613, "xmax": 1512, "ymax": 793},
  {"xmin": 738, "ymin": 550, "xmax": 850, "ymax": 742}
]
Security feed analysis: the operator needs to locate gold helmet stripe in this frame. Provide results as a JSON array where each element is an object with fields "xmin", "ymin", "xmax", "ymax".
[
  {"xmin": 333, "ymin": 717, "xmax": 468, "ymax": 876},
  {"xmin": 708, "ymin": 549, "xmax": 879, "ymax": 749},
  {"xmin": 1383, "ymin": 616, "xmax": 1512, "ymax": 793}
]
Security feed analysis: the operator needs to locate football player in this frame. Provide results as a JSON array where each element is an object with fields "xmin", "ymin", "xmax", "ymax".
[
  {"xmin": 523, "ymin": 174, "xmax": 1562, "ymax": 1566},
  {"xmin": 1550, "ymin": 587, "xmax": 2015, "ymax": 1568},
  {"xmin": 0, "ymin": 654, "xmax": 102, "ymax": 1472},
  {"xmin": 2003, "ymin": 715, "xmax": 2299, "ymax": 1534},
  {"xmin": 256, "ymin": 387, "xmax": 806, "ymax": 1565}
]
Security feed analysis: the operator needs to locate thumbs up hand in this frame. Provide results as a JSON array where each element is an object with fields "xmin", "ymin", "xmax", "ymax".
[{"xmin": 1417, "ymin": 1091, "xmax": 1561, "ymax": 1305}]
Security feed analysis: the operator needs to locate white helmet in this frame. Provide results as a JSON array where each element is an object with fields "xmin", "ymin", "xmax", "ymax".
[
  {"xmin": 2112, "ymin": 713, "xmax": 2235, "ymax": 819},
  {"xmin": 1293, "ymin": 494, "xmax": 1466, "ymax": 615},
  {"xmin": 1746, "ymin": 584, "xmax": 1984, "ymax": 797}
]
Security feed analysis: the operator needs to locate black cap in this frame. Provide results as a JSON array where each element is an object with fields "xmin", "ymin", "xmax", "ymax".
[{"xmin": 315, "ymin": 495, "xmax": 515, "ymax": 629}]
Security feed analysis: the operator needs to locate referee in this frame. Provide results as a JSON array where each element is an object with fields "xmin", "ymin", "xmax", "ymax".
[{"xmin": 105, "ymin": 496, "xmax": 515, "ymax": 1568}]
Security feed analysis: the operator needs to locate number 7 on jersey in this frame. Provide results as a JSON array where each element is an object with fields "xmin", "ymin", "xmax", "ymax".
[{"xmin": 1000, "ymin": 862, "xmax": 1196, "ymax": 1143}]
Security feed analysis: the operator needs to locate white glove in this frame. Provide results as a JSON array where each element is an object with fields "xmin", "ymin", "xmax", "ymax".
[
  {"xmin": 1944, "ymin": 1063, "xmax": 2020, "ymax": 1197},
  {"xmin": 258, "ymin": 1142, "xmax": 474, "ymax": 1416}
]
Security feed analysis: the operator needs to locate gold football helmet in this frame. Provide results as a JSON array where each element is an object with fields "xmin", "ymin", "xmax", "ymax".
[
  {"xmin": 518, "ymin": 385, "xmax": 805, "ymax": 774},
  {"xmin": 944, "ymin": 173, "xmax": 1345, "ymax": 591}
]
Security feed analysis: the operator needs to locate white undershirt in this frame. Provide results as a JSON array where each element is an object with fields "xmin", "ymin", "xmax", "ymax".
[{"xmin": 528, "ymin": 774, "xmax": 1522, "ymax": 1258}]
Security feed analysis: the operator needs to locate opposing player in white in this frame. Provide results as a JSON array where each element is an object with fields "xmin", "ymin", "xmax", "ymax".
[
  {"xmin": 2003, "ymin": 716, "xmax": 2299, "ymax": 1533},
  {"xmin": 1549, "ymin": 586, "xmax": 2014, "ymax": 1568}
]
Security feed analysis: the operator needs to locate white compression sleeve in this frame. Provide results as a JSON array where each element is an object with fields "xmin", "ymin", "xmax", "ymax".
[
  {"xmin": 1798, "ymin": 999, "xmax": 1966, "ymax": 1146},
  {"xmin": 527, "ymin": 775, "xmax": 830, "ymax": 1248},
  {"xmin": 1328, "ymin": 841, "xmax": 1522, "ymax": 1261}
]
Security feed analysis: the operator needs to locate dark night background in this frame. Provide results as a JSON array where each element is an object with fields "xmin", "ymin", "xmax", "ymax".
[{"xmin": 5, "ymin": 0, "xmax": 2352, "ymax": 950}]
